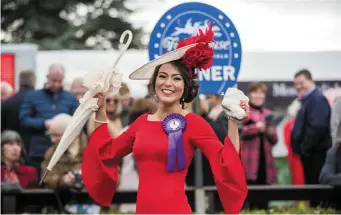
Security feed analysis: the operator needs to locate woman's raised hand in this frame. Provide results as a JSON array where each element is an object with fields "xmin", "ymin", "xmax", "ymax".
[
  {"xmin": 240, "ymin": 100, "xmax": 250, "ymax": 119},
  {"xmin": 95, "ymin": 93, "xmax": 106, "ymax": 111}
]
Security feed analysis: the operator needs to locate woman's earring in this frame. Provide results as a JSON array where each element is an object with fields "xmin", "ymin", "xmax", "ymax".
[
  {"xmin": 181, "ymin": 98, "xmax": 185, "ymax": 109},
  {"xmin": 153, "ymin": 94, "xmax": 159, "ymax": 103}
]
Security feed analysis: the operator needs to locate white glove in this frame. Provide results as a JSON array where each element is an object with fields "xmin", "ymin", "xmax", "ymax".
[{"xmin": 221, "ymin": 88, "xmax": 249, "ymax": 121}]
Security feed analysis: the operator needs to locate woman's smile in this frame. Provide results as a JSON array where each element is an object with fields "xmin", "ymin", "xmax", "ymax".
[{"xmin": 161, "ymin": 89, "xmax": 175, "ymax": 96}]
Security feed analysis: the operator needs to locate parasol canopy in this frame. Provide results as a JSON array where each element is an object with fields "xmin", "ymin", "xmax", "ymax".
[{"xmin": 40, "ymin": 30, "xmax": 133, "ymax": 184}]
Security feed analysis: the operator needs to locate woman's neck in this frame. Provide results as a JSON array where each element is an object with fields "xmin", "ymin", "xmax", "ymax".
[
  {"xmin": 250, "ymin": 102, "xmax": 264, "ymax": 110},
  {"xmin": 106, "ymin": 112, "xmax": 117, "ymax": 120},
  {"xmin": 154, "ymin": 103, "xmax": 186, "ymax": 120},
  {"xmin": 3, "ymin": 159, "xmax": 16, "ymax": 168}
]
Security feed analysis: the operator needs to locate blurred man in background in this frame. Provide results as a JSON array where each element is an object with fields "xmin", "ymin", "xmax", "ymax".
[
  {"xmin": 1, "ymin": 81, "xmax": 13, "ymax": 102},
  {"xmin": 206, "ymin": 94, "xmax": 228, "ymax": 142},
  {"xmin": 291, "ymin": 69, "xmax": 331, "ymax": 207},
  {"xmin": 119, "ymin": 83, "xmax": 133, "ymax": 127},
  {"xmin": 70, "ymin": 77, "xmax": 87, "ymax": 101},
  {"xmin": 19, "ymin": 63, "xmax": 79, "ymax": 178},
  {"xmin": 330, "ymin": 94, "xmax": 341, "ymax": 146},
  {"xmin": 2, "ymin": 70, "xmax": 36, "ymax": 153}
]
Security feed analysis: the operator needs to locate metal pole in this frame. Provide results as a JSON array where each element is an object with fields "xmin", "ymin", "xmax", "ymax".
[
  {"xmin": 194, "ymin": 149, "xmax": 206, "ymax": 214},
  {"xmin": 192, "ymin": 97, "xmax": 206, "ymax": 214}
]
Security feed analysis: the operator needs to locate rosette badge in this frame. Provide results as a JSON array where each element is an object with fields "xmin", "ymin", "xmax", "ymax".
[{"xmin": 162, "ymin": 113, "xmax": 187, "ymax": 172}]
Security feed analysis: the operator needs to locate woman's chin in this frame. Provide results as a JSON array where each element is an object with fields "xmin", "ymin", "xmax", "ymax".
[
  {"xmin": 8, "ymin": 157, "xmax": 19, "ymax": 162},
  {"xmin": 159, "ymin": 97, "xmax": 178, "ymax": 105}
]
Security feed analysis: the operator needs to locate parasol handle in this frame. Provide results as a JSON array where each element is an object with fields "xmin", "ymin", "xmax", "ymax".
[
  {"xmin": 112, "ymin": 30, "xmax": 133, "ymax": 71},
  {"xmin": 39, "ymin": 170, "xmax": 50, "ymax": 185}
]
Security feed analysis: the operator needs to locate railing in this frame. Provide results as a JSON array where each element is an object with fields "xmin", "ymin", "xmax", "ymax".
[{"xmin": 1, "ymin": 185, "xmax": 339, "ymax": 214}]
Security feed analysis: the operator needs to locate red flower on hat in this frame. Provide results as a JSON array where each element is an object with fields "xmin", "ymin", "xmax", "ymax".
[{"xmin": 177, "ymin": 25, "xmax": 215, "ymax": 71}]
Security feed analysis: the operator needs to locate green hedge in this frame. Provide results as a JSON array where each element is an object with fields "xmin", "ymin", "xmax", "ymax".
[
  {"xmin": 241, "ymin": 207, "xmax": 338, "ymax": 214},
  {"xmin": 99, "ymin": 208, "xmax": 338, "ymax": 214}
]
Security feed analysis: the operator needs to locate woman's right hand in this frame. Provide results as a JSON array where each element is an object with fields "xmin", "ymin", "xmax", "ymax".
[
  {"xmin": 256, "ymin": 121, "xmax": 266, "ymax": 132},
  {"xmin": 61, "ymin": 172, "xmax": 76, "ymax": 186}
]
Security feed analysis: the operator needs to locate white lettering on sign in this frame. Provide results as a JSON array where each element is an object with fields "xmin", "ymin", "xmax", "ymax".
[
  {"xmin": 162, "ymin": 37, "xmax": 179, "ymax": 51},
  {"xmin": 198, "ymin": 66, "xmax": 235, "ymax": 81},
  {"xmin": 272, "ymin": 83, "xmax": 297, "ymax": 97},
  {"xmin": 212, "ymin": 66, "xmax": 222, "ymax": 81},
  {"xmin": 211, "ymin": 41, "xmax": 231, "ymax": 50}
]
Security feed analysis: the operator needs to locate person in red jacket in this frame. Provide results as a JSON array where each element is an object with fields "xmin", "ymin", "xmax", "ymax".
[
  {"xmin": 284, "ymin": 97, "xmax": 304, "ymax": 185},
  {"xmin": 1, "ymin": 130, "xmax": 38, "ymax": 189},
  {"xmin": 81, "ymin": 27, "xmax": 250, "ymax": 214}
]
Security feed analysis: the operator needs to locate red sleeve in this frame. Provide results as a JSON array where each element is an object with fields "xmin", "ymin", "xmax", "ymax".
[
  {"xmin": 28, "ymin": 166, "xmax": 38, "ymax": 182},
  {"xmin": 189, "ymin": 115, "xmax": 247, "ymax": 214},
  {"xmin": 82, "ymin": 117, "xmax": 140, "ymax": 206}
]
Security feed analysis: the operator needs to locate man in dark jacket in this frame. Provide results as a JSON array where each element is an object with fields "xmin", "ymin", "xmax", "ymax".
[
  {"xmin": 1, "ymin": 70, "xmax": 36, "ymax": 153},
  {"xmin": 19, "ymin": 64, "xmax": 79, "ymax": 178},
  {"xmin": 291, "ymin": 69, "xmax": 331, "ymax": 206},
  {"xmin": 206, "ymin": 94, "xmax": 229, "ymax": 143},
  {"xmin": 319, "ymin": 141, "xmax": 341, "ymax": 210}
]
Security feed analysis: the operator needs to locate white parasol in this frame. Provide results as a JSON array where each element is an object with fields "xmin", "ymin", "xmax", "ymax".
[{"xmin": 40, "ymin": 30, "xmax": 133, "ymax": 184}]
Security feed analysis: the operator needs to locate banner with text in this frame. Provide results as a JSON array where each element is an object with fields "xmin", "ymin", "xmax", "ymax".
[{"xmin": 148, "ymin": 2, "xmax": 242, "ymax": 95}]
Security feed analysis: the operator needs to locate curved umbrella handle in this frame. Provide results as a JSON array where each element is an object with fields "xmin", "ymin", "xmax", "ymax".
[
  {"xmin": 39, "ymin": 30, "xmax": 133, "ymax": 186},
  {"xmin": 112, "ymin": 30, "xmax": 133, "ymax": 71}
]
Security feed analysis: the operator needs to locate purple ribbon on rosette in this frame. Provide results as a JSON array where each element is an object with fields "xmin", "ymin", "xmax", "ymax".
[{"xmin": 162, "ymin": 113, "xmax": 187, "ymax": 172}]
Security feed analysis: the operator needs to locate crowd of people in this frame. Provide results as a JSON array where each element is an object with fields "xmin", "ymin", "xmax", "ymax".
[{"xmin": 1, "ymin": 64, "xmax": 340, "ymax": 212}]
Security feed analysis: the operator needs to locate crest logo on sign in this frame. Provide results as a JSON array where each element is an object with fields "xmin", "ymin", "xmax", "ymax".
[{"xmin": 148, "ymin": 2, "xmax": 242, "ymax": 95}]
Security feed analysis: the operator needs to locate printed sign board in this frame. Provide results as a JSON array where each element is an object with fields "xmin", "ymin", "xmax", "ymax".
[{"xmin": 148, "ymin": 2, "xmax": 242, "ymax": 95}]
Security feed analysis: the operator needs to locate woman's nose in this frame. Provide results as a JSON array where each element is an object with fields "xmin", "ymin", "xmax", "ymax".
[
  {"xmin": 164, "ymin": 77, "xmax": 173, "ymax": 86},
  {"xmin": 13, "ymin": 145, "xmax": 20, "ymax": 152}
]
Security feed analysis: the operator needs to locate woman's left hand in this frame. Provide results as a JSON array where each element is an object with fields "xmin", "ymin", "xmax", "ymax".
[
  {"xmin": 266, "ymin": 125, "xmax": 276, "ymax": 134},
  {"xmin": 240, "ymin": 100, "xmax": 250, "ymax": 119}
]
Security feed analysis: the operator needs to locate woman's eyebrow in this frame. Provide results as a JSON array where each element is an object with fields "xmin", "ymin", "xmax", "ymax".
[
  {"xmin": 158, "ymin": 72, "xmax": 181, "ymax": 77},
  {"xmin": 172, "ymin": 74, "xmax": 182, "ymax": 77}
]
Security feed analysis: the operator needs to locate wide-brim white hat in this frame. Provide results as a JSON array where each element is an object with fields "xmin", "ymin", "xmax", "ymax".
[
  {"xmin": 129, "ymin": 25, "xmax": 215, "ymax": 80},
  {"xmin": 129, "ymin": 43, "xmax": 197, "ymax": 80}
]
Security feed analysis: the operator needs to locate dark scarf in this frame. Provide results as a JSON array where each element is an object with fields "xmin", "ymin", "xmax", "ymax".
[{"xmin": 249, "ymin": 102, "xmax": 264, "ymax": 112}]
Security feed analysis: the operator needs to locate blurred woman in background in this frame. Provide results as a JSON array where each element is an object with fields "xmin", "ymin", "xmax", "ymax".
[
  {"xmin": 1, "ymin": 130, "xmax": 38, "ymax": 189},
  {"xmin": 87, "ymin": 92, "xmax": 123, "ymax": 137},
  {"xmin": 241, "ymin": 82, "xmax": 278, "ymax": 209},
  {"xmin": 42, "ymin": 114, "xmax": 88, "ymax": 190}
]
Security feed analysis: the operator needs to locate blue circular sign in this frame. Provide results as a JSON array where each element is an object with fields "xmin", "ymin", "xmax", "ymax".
[{"xmin": 148, "ymin": 2, "xmax": 242, "ymax": 95}]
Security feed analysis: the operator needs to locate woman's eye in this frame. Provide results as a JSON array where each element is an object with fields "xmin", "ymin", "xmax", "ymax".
[
  {"xmin": 174, "ymin": 77, "xmax": 182, "ymax": 81},
  {"xmin": 159, "ymin": 75, "xmax": 166, "ymax": 79}
]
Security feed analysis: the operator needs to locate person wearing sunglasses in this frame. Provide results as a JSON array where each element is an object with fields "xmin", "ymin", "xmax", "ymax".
[{"xmin": 87, "ymin": 92, "xmax": 123, "ymax": 138}]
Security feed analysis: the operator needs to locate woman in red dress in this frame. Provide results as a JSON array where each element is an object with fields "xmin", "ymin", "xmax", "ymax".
[{"xmin": 82, "ymin": 27, "xmax": 249, "ymax": 214}]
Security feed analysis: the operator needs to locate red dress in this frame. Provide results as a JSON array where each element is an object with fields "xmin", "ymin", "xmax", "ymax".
[{"xmin": 82, "ymin": 113, "xmax": 247, "ymax": 214}]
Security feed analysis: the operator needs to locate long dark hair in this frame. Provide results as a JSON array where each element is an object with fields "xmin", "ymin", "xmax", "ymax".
[
  {"xmin": 1, "ymin": 130, "xmax": 27, "ymax": 165},
  {"xmin": 149, "ymin": 59, "xmax": 199, "ymax": 109}
]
